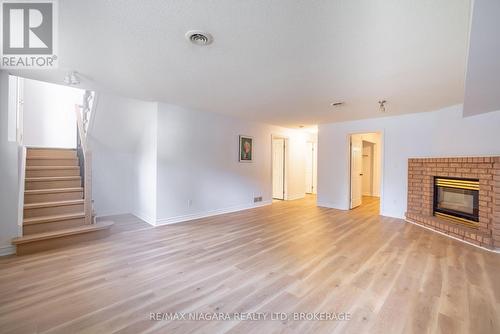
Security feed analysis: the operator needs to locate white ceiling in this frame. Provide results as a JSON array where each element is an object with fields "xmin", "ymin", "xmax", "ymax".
[{"xmin": 10, "ymin": 0, "xmax": 471, "ymax": 127}]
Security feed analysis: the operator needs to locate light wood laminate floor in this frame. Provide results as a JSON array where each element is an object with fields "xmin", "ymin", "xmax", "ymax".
[{"xmin": 1, "ymin": 196, "xmax": 499, "ymax": 334}]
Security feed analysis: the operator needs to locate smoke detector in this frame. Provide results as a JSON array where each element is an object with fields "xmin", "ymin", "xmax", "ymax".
[{"xmin": 185, "ymin": 30, "xmax": 213, "ymax": 46}]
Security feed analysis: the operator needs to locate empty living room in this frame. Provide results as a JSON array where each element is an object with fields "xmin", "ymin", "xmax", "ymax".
[{"xmin": 1, "ymin": 0, "xmax": 500, "ymax": 333}]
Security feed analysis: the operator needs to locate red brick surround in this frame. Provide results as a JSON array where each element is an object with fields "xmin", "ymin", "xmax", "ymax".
[{"xmin": 406, "ymin": 157, "xmax": 500, "ymax": 250}]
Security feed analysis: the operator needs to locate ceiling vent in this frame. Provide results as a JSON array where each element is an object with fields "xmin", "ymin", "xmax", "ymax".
[
  {"xmin": 185, "ymin": 30, "xmax": 213, "ymax": 46},
  {"xmin": 64, "ymin": 71, "xmax": 80, "ymax": 85}
]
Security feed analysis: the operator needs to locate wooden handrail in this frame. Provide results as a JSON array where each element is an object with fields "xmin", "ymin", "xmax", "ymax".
[{"xmin": 74, "ymin": 104, "xmax": 93, "ymax": 225}]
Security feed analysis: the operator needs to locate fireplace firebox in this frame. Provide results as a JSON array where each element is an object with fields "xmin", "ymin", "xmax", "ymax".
[{"xmin": 433, "ymin": 177, "xmax": 479, "ymax": 227}]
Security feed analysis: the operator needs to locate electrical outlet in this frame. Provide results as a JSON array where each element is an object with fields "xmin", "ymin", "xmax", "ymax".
[
  {"xmin": 254, "ymin": 196, "xmax": 262, "ymax": 203},
  {"xmin": 188, "ymin": 199, "xmax": 193, "ymax": 207}
]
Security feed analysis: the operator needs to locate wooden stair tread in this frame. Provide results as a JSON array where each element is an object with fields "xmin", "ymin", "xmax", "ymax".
[
  {"xmin": 12, "ymin": 221, "xmax": 114, "ymax": 245},
  {"xmin": 24, "ymin": 199, "xmax": 84, "ymax": 209},
  {"xmin": 25, "ymin": 187, "xmax": 83, "ymax": 194},
  {"xmin": 18, "ymin": 149, "xmax": 95, "ymax": 254},
  {"xmin": 26, "ymin": 176, "xmax": 81, "ymax": 181},
  {"xmin": 24, "ymin": 212, "xmax": 85, "ymax": 225},
  {"xmin": 26, "ymin": 166, "xmax": 79, "ymax": 170}
]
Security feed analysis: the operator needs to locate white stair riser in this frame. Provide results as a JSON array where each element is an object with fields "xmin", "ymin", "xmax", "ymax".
[
  {"xmin": 27, "ymin": 149, "xmax": 77, "ymax": 159},
  {"xmin": 23, "ymin": 218, "xmax": 85, "ymax": 235},
  {"xmin": 27, "ymin": 159, "xmax": 79, "ymax": 166},
  {"xmin": 26, "ymin": 169, "xmax": 80, "ymax": 178},
  {"xmin": 25, "ymin": 179, "xmax": 81, "ymax": 190},
  {"xmin": 24, "ymin": 191, "xmax": 83, "ymax": 204},
  {"xmin": 24, "ymin": 203, "xmax": 84, "ymax": 219}
]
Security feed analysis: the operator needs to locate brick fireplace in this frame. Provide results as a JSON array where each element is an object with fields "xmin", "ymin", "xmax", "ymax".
[{"xmin": 406, "ymin": 157, "xmax": 500, "ymax": 250}]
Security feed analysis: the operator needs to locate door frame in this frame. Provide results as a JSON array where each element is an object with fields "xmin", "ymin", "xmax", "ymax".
[
  {"xmin": 347, "ymin": 131, "xmax": 384, "ymax": 213},
  {"xmin": 271, "ymin": 134, "xmax": 288, "ymax": 200}
]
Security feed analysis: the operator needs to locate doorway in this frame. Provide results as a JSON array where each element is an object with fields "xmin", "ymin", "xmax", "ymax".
[
  {"xmin": 362, "ymin": 141, "xmax": 374, "ymax": 196},
  {"xmin": 349, "ymin": 133, "xmax": 381, "ymax": 209},
  {"xmin": 305, "ymin": 141, "xmax": 317, "ymax": 194},
  {"xmin": 272, "ymin": 136, "xmax": 287, "ymax": 200}
]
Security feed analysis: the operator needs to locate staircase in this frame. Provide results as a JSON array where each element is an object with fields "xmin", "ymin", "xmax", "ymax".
[{"xmin": 12, "ymin": 148, "xmax": 113, "ymax": 255}]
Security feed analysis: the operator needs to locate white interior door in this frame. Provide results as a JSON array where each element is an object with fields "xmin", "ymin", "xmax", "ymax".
[
  {"xmin": 312, "ymin": 142, "xmax": 317, "ymax": 194},
  {"xmin": 350, "ymin": 135, "xmax": 363, "ymax": 208},
  {"xmin": 272, "ymin": 138, "xmax": 285, "ymax": 199},
  {"xmin": 305, "ymin": 142, "xmax": 314, "ymax": 193}
]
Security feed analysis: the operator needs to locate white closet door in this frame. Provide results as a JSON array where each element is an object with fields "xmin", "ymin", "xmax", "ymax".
[{"xmin": 272, "ymin": 138, "xmax": 285, "ymax": 199}]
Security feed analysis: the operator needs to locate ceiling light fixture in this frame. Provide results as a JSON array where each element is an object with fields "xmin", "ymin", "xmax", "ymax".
[
  {"xmin": 185, "ymin": 30, "xmax": 213, "ymax": 46},
  {"xmin": 378, "ymin": 100, "xmax": 387, "ymax": 112},
  {"xmin": 64, "ymin": 71, "xmax": 80, "ymax": 85}
]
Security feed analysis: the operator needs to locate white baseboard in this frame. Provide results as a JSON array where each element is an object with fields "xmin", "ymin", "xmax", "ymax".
[
  {"xmin": 96, "ymin": 211, "xmax": 130, "ymax": 218},
  {"xmin": 379, "ymin": 210, "xmax": 405, "ymax": 220},
  {"xmin": 132, "ymin": 211, "xmax": 156, "ymax": 226},
  {"xmin": 156, "ymin": 200, "xmax": 272, "ymax": 226},
  {"xmin": 0, "ymin": 245, "xmax": 16, "ymax": 256},
  {"xmin": 316, "ymin": 201, "xmax": 348, "ymax": 210}
]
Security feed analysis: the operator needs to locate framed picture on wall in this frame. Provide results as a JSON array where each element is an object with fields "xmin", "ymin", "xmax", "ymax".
[{"xmin": 239, "ymin": 135, "xmax": 253, "ymax": 162}]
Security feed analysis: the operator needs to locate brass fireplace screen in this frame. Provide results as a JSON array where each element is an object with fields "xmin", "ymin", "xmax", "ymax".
[{"xmin": 433, "ymin": 177, "xmax": 479, "ymax": 227}]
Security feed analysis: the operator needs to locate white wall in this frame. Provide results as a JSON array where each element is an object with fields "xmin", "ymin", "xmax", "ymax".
[
  {"xmin": 89, "ymin": 97, "xmax": 311, "ymax": 225},
  {"xmin": 7, "ymin": 75, "xmax": 17, "ymax": 142},
  {"xmin": 0, "ymin": 71, "xmax": 20, "ymax": 255},
  {"xmin": 23, "ymin": 78, "xmax": 84, "ymax": 148},
  {"xmin": 155, "ymin": 104, "xmax": 309, "ymax": 224},
  {"xmin": 88, "ymin": 94, "xmax": 158, "ymax": 218},
  {"xmin": 130, "ymin": 106, "xmax": 157, "ymax": 224},
  {"xmin": 318, "ymin": 105, "xmax": 500, "ymax": 219}
]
